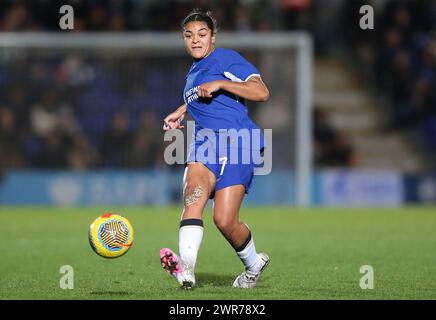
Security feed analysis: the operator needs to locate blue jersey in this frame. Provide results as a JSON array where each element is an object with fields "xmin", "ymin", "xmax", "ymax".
[
  {"xmin": 183, "ymin": 48, "xmax": 263, "ymax": 147},
  {"xmin": 183, "ymin": 48, "xmax": 266, "ymax": 195}
]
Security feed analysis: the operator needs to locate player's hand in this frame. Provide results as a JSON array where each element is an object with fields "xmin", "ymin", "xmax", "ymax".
[
  {"xmin": 198, "ymin": 80, "xmax": 223, "ymax": 98},
  {"xmin": 163, "ymin": 111, "xmax": 185, "ymax": 130}
]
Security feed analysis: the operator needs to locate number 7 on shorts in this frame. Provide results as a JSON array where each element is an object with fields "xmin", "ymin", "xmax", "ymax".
[{"xmin": 219, "ymin": 157, "xmax": 228, "ymax": 176}]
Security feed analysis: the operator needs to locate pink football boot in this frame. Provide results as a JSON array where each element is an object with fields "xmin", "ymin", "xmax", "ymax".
[{"xmin": 160, "ymin": 248, "xmax": 181, "ymax": 279}]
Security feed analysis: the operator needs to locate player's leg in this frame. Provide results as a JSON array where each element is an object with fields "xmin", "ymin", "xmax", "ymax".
[
  {"xmin": 161, "ymin": 162, "xmax": 215, "ymax": 288},
  {"xmin": 179, "ymin": 162, "xmax": 215, "ymax": 288},
  {"xmin": 213, "ymin": 185, "xmax": 249, "ymax": 248},
  {"xmin": 213, "ymin": 185, "xmax": 269, "ymax": 288}
]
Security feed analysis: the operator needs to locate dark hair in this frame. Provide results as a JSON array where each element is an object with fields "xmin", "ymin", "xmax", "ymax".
[{"xmin": 181, "ymin": 8, "xmax": 218, "ymax": 33}]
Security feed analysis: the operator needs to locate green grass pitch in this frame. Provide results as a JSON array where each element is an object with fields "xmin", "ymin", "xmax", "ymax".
[{"xmin": 1, "ymin": 206, "xmax": 436, "ymax": 300}]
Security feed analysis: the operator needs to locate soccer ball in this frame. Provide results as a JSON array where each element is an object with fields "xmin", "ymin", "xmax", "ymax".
[{"xmin": 88, "ymin": 213, "xmax": 134, "ymax": 258}]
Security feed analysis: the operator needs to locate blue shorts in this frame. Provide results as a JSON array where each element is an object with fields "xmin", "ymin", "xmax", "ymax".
[{"xmin": 186, "ymin": 141, "xmax": 261, "ymax": 197}]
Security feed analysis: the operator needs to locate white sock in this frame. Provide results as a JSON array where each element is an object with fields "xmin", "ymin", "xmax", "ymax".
[
  {"xmin": 236, "ymin": 237, "xmax": 262, "ymax": 273},
  {"xmin": 179, "ymin": 224, "xmax": 203, "ymax": 273}
]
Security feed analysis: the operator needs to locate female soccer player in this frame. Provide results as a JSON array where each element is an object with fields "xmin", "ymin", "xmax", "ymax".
[{"xmin": 160, "ymin": 9, "xmax": 270, "ymax": 289}]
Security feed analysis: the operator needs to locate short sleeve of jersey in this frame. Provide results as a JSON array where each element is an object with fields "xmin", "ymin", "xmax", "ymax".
[{"xmin": 218, "ymin": 49, "xmax": 261, "ymax": 83}]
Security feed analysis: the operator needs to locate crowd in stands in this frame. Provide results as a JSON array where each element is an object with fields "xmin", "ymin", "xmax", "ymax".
[
  {"xmin": 343, "ymin": 0, "xmax": 436, "ymax": 152},
  {"xmin": 0, "ymin": 0, "xmax": 382, "ymax": 173},
  {"xmin": 0, "ymin": 0, "xmax": 309, "ymax": 32},
  {"xmin": 0, "ymin": 51, "xmax": 188, "ymax": 175}
]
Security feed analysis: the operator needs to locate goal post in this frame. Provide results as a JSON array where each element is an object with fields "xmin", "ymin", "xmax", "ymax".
[{"xmin": 0, "ymin": 32, "xmax": 313, "ymax": 206}]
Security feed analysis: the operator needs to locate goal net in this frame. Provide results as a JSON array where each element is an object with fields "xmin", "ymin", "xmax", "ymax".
[{"xmin": 0, "ymin": 32, "xmax": 312, "ymax": 206}]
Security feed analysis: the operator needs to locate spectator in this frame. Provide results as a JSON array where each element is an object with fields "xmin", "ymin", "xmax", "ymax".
[
  {"xmin": 0, "ymin": 107, "xmax": 24, "ymax": 174},
  {"xmin": 38, "ymin": 130, "xmax": 70, "ymax": 168},
  {"xmin": 67, "ymin": 134, "xmax": 101, "ymax": 169},
  {"xmin": 0, "ymin": 2, "xmax": 30, "ymax": 31},
  {"xmin": 320, "ymin": 132, "xmax": 359, "ymax": 168},
  {"xmin": 7, "ymin": 86, "xmax": 29, "ymax": 133},
  {"xmin": 30, "ymin": 89, "xmax": 62, "ymax": 137},
  {"xmin": 128, "ymin": 111, "xmax": 160, "ymax": 168},
  {"xmin": 108, "ymin": 13, "xmax": 127, "ymax": 31},
  {"xmin": 101, "ymin": 111, "xmax": 133, "ymax": 167},
  {"xmin": 313, "ymin": 108, "xmax": 359, "ymax": 168}
]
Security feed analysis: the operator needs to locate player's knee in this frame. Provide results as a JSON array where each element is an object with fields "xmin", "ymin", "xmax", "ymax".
[
  {"xmin": 213, "ymin": 214, "xmax": 236, "ymax": 236},
  {"xmin": 183, "ymin": 183, "xmax": 206, "ymax": 207}
]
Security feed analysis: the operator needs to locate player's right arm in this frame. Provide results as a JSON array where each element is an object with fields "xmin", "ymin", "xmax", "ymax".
[{"xmin": 163, "ymin": 103, "xmax": 187, "ymax": 130}]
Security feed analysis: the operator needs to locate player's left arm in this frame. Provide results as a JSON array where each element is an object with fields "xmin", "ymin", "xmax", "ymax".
[{"xmin": 198, "ymin": 76, "xmax": 270, "ymax": 102}]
